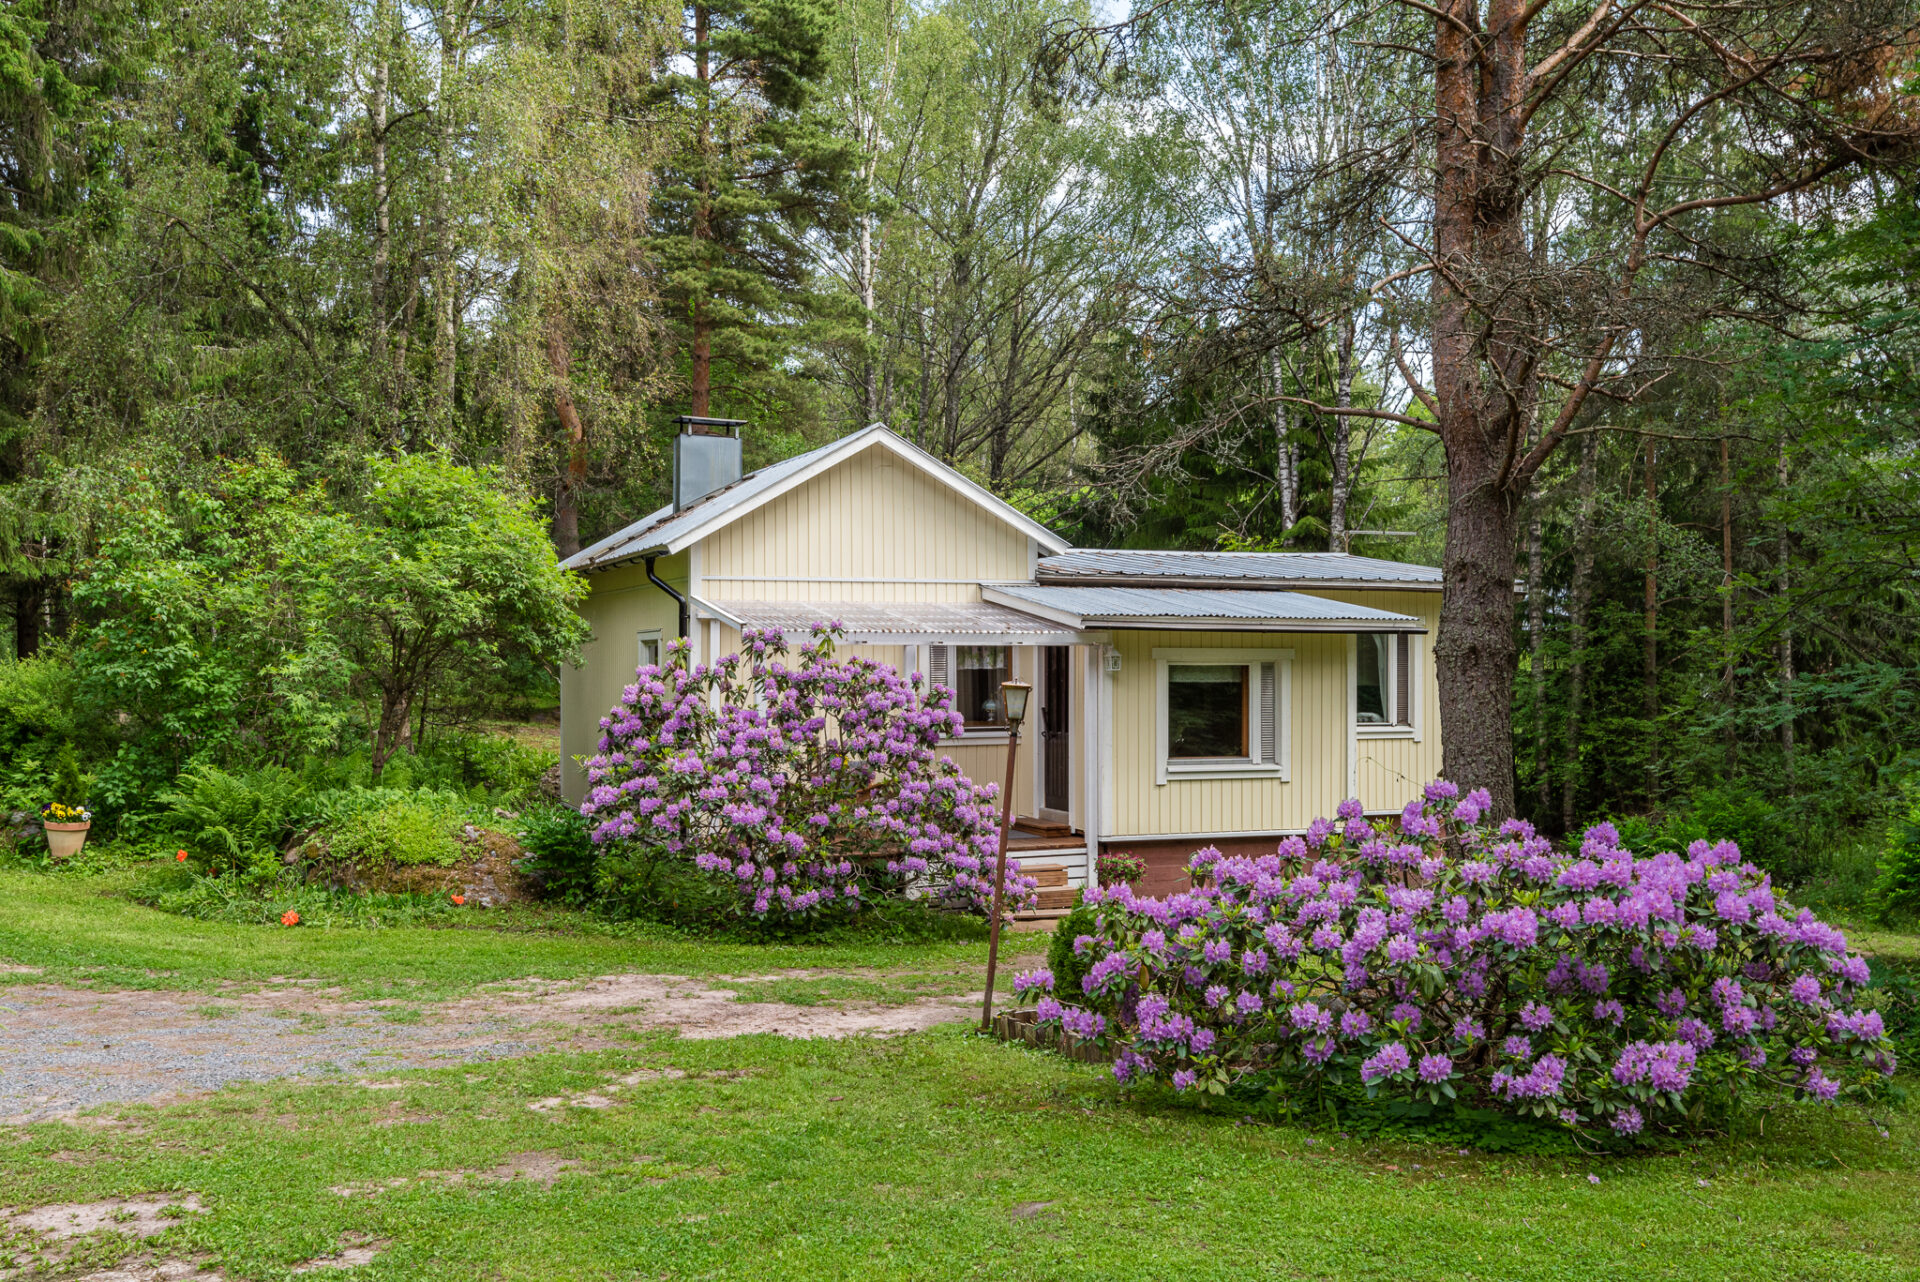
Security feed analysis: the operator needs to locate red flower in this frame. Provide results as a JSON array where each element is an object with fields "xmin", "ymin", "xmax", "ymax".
[
  {"xmin": 176, "ymin": 851, "xmax": 189, "ymax": 862},
  {"xmin": 281, "ymin": 910, "xmax": 301, "ymax": 927},
  {"xmin": 451, "ymin": 894, "xmax": 466, "ymax": 906}
]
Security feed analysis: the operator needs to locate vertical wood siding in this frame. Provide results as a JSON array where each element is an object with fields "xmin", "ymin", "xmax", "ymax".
[
  {"xmin": 698, "ymin": 443, "xmax": 1033, "ymax": 601},
  {"xmin": 1311, "ymin": 590, "xmax": 1445, "ymax": 815}
]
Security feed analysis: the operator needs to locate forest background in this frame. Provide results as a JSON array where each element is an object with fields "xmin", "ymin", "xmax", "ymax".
[{"xmin": 1, "ymin": 0, "xmax": 1917, "ymax": 885}]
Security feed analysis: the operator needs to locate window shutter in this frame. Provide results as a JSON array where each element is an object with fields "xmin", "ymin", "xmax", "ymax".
[
  {"xmin": 927, "ymin": 644, "xmax": 951, "ymax": 690},
  {"xmin": 1259, "ymin": 662, "xmax": 1278, "ymax": 763},
  {"xmin": 1396, "ymin": 634, "xmax": 1412, "ymax": 726}
]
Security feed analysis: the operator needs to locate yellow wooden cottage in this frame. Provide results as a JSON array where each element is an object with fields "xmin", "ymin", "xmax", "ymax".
[{"xmin": 559, "ymin": 420, "xmax": 1442, "ymax": 899}]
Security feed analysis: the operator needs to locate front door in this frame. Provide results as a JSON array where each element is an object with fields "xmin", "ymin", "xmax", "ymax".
[{"xmin": 1041, "ymin": 646, "xmax": 1071, "ymax": 814}]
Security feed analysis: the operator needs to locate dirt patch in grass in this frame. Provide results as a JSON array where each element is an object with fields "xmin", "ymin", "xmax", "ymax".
[
  {"xmin": 290, "ymin": 1234, "xmax": 386, "ymax": 1272},
  {"xmin": 66, "ymin": 1258, "xmax": 222, "ymax": 1282},
  {"xmin": 329, "ymin": 1151, "xmax": 584, "ymax": 1197},
  {"xmin": 3, "ymin": 1194, "xmax": 205, "ymax": 1241}
]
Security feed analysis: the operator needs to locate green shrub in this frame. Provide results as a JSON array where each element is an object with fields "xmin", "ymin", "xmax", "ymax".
[
  {"xmin": 593, "ymin": 841, "xmax": 739, "ymax": 925},
  {"xmin": 518, "ymin": 803, "xmax": 597, "ymax": 903},
  {"xmin": 1047, "ymin": 900, "xmax": 1099, "ymax": 1001},
  {"xmin": 0, "ymin": 652, "xmax": 78, "ymax": 744},
  {"xmin": 1869, "ymin": 782, "xmax": 1920, "ymax": 924},
  {"xmin": 159, "ymin": 763, "xmax": 309, "ymax": 879},
  {"xmin": 317, "ymin": 788, "xmax": 468, "ymax": 867}
]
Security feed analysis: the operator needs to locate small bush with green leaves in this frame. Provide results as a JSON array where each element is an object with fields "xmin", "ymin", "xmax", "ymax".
[
  {"xmin": 518, "ymin": 803, "xmax": 597, "ymax": 903},
  {"xmin": 1047, "ymin": 900, "xmax": 1100, "ymax": 1001}
]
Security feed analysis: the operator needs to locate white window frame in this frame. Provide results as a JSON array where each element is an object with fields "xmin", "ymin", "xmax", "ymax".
[
  {"xmin": 1351, "ymin": 632, "xmax": 1420, "ymax": 740},
  {"xmin": 1153, "ymin": 647, "xmax": 1291, "ymax": 784},
  {"xmin": 637, "ymin": 629, "xmax": 663, "ymax": 671}
]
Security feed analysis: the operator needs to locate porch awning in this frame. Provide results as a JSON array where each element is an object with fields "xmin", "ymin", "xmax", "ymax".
[
  {"xmin": 691, "ymin": 597, "xmax": 1087, "ymax": 645},
  {"xmin": 979, "ymin": 583, "xmax": 1426, "ymax": 633}
]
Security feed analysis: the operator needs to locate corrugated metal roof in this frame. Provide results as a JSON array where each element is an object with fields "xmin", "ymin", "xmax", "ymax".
[
  {"xmin": 981, "ymin": 584, "xmax": 1425, "ymax": 632},
  {"xmin": 693, "ymin": 598, "xmax": 1083, "ymax": 644},
  {"xmin": 563, "ymin": 436, "xmax": 846, "ymax": 571},
  {"xmin": 1036, "ymin": 549, "xmax": 1442, "ymax": 588}
]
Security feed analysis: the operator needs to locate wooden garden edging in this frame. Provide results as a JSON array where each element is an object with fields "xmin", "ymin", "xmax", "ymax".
[{"xmin": 989, "ymin": 1009, "xmax": 1114, "ymax": 1065}]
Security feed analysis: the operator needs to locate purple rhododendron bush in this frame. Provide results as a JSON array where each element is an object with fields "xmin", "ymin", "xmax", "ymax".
[
  {"xmin": 1014, "ymin": 782, "xmax": 1897, "ymax": 1137},
  {"xmin": 581, "ymin": 624, "xmax": 1035, "ymax": 922}
]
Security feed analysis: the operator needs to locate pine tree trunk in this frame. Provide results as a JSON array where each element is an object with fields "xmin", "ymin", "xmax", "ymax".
[
  {"xmin": 1643, "ymin": 441, "xmax": 1659, "ymax": 804},
  {"xmin": 1528, "ymin": 503, "xmax": 1547, "ymax": 820},
  {"xmin": 1777, "ymin": 441, "xmax": 1795, "ymax": 791},
  {"xmin": 689, "ymin": 1, "xmax": 713, "ymax": 417},
  {"xmin": 1562, "ymin": 431, "xmax": 1597, "ymax": 832},
  {"xmin": 1721, "ymin": 435, "xmax": 1735, "ymax": 769},
  {"xmin": 1430, "ymin": 0, "xmax": 1530, "ymax": 817}
]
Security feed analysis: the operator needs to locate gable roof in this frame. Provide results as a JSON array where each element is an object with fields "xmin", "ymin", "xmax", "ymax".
[
  {"xmin": 563, "ymin": 423, "xmax": 1069, "ymax": 571},
  {"xmin": 1035, "ymin": 549, "xmax": 1442, "ymax": 591}
]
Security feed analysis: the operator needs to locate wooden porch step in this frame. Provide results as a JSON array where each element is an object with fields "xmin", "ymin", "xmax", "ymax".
[
  {"xmin": 1026, "ymin": 865, "xmax": 1070, "ymax": 888},
  {"xmin": 1014, "ymin": 818, "xmax": 1074, "ymax": 838},
  {"xmin": 1032, "ymin": 886, "xmax": 1081, "ymax": 911},
  {"xmin": 1006, "ymin": 833, "xmax": 1085, "ymax": 853}
]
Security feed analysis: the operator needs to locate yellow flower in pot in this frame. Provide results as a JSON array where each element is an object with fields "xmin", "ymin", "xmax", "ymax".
[{"xmin": 42, "ymin": 801, "xmax": 93, "ymax": 862}]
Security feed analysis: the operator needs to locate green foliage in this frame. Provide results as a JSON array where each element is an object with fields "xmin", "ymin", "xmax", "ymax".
[
  {"xmin": 1871, "ymin": 783, "xmax": 1920, "ymax": 925},
  {"xmin": 517, "ymin": 803, "xmax": 598, "ymax": 904},
  {"xmin": 131, "ymin": 863, "xmax": 465, "ymax": 928},
  {"xmin": 310, "ymin": 788, "xmax": 470, "ymax": 868},
  {"xmin": 48, "ymin": 740, "xmax": 85, "ymax": 807},
  {"xmin": 158, "ymin": 763, "xmax": 309, "ymax": 880},
  {"xmin": 1047, "ymin": 900, "xmax": 1099, "ymax": 1002},
  {"xmin": 292, "ymin": 452, "xmax": 589, "ymax": 778}
]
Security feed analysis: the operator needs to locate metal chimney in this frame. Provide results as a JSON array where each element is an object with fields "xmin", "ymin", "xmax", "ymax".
[{"xmin": 671, "ymin": 416, "xmax": 745, "ymax": 512}]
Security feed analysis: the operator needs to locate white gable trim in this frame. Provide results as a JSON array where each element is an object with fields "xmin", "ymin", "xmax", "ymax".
[{"xmin": 659, "ymin": 423, "xmax": 1070, "ymax": 556}]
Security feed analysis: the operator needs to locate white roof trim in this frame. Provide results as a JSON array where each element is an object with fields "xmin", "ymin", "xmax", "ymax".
[{"xmin": 659, "ymin": 423, "xmax": 1069, "ymax": 556}]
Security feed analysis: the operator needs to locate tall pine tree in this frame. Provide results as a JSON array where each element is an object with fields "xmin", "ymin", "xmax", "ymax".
[{"xmin": 649, "ymin": 0, "xmax": 851, "ymax": 417}]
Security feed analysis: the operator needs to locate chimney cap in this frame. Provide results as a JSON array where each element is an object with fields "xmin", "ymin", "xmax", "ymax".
[{"xmin": 673, "ymin": 415, "xmax": 747, "ymax": 437}]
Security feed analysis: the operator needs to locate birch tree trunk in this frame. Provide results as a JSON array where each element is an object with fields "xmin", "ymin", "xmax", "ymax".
[
  {"xmin": 429, "ymin": 7, "xmax": 466, "ymax": 430},
  {"xmin": 1328, "ymin": 317, "xmax": 1356, "ymax": 549},
  {"xmin": 369, "ymin": 0, "xmax": 392, "ymax": 402},
  {"xmin": 1270, "ymin": 352, "xmax": 1299, "ymax": 535}
]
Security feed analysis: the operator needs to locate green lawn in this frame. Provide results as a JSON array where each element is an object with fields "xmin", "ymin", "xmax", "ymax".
[
  {"xmin": 3, "ymin": 867, "xmax": 1919, "ymax": 1281},
  {"xmin": 0, "ymin": 868, "xmax": 1014, "ymax": 1001}
]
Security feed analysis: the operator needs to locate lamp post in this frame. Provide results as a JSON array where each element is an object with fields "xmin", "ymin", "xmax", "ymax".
[{"xmin": 980, "ymin": 679, "xmax": 1032, "ymax": 1033}]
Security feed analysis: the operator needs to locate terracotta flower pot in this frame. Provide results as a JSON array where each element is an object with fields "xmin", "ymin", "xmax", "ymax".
[{"xmin": 45, "ymin": 821, "xmax": 91, "ymax": 862}]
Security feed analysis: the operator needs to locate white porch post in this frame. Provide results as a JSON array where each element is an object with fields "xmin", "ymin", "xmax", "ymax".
[{"xmin": 1083, "ymin": 642, "xmax": 1101, "ymax": 888}]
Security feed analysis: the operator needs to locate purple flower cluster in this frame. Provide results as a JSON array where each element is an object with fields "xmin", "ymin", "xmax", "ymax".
[
  {"xmin": 579, "ymin": 626, "xmax": 1036, "ymax": 920},
  {"xmin": 1023, "ymin": 783, "xmax": 1898, "ymax": 1136}
]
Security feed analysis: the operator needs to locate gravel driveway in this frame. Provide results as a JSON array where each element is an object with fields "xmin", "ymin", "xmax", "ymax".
[{"xmin": 0, "ymin": 973, "xmax": 980, "ymax": 1123}]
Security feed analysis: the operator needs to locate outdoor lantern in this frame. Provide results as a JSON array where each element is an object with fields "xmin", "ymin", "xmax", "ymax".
[{"xmin": 999, "ymin": 680, "xmax": 1032, "ymax": 728}]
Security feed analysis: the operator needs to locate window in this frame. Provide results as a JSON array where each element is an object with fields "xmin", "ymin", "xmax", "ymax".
[
  {"xmin": 1355, "ymin": 633, "xmax": 1415, "ymax": 731},
  {"xmin": 638, "ymin": 630, "xmax": 662, "ymax": 671},
  {"xmin": 1168, "ymin": 665, "xmax": 1248, "ymax": 758},
  {"xmin": 1153, "ymin": 648, "xmax": 1290, "ymax": 782},
  {"xmin": 928, "ymin": 644, "xmax": 1012, "ymax": 726}
]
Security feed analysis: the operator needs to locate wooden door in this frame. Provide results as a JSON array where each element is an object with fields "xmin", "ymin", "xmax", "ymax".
[{"xmin": 1041, "ymin": 646, "xmax": 1070, "ymax": 813}]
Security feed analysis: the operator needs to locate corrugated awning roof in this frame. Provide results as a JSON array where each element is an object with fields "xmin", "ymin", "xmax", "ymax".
[
  {"xmin": 980, "ymin": 584, "xmax": 1425, "ymax": 633},
  {"xmin": 1036, "ymin": 549, "xmax": 1441, "ymax": 590},
  {"xmin": 692, "ymin": 598, "xmax": 1086, "ymax": 645}
]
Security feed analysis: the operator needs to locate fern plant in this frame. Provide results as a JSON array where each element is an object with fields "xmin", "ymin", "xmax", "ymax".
[{"xmin": 159, "ymin": 764, "xmax": 308, "ymax": 878}]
